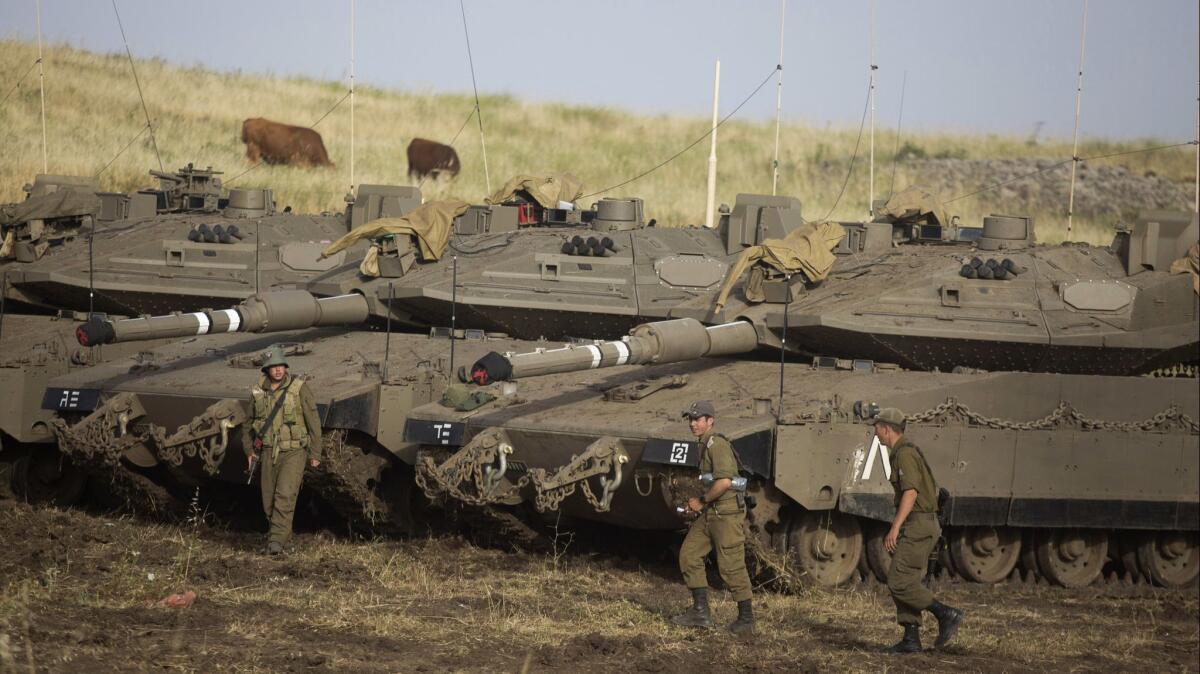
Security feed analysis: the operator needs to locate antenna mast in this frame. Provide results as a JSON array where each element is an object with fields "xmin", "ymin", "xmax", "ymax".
[
  {"xmin": 704, "ymin": 59, "xmax": 721, "ymax": 229},
  {"xmin": 868, "ymin": 0, "xmax": 877, "ymax": 217},
  {"xmin": 1066, "ymin": 0, "xmax": 1089, "ymax": 241},
  {"xmin": 349, "ymin": 0, "xmax": 356, "ymax": 193},
  {"xmin": 771, "ymin": 0, "xmax": 786, "ymax": 195},
  {"xmin": 36, "ymin": 0, "xmax": 48, "ymax": 173}
]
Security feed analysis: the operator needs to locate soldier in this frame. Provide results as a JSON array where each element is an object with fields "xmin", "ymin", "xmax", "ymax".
[
  {"xmin": 243, "ymin": 345, "xmax": 322, "ymax": 555},
  {"xmin": 872, "ymin": 407, "xmax": 963, "ymax": 653},
  {"xmin": 671, "ymin": 400, "xmax": 754, "ymax": 635}
]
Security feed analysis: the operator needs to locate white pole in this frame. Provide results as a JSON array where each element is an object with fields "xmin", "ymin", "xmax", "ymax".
[
  {"xmin": 704, "ymin": 59, "xmax": 721, "ymax": 229},
  {"xmin": 1066, "ymin": 0, "xmax": 1089, "ymax": 241},
  {"xmin": 771, "ymin": 0, "xmax": 786, "ymax": 195},
  {"xmin": 349, "ymin": 0, "xmax": 356, "ymax": 192},
  {"xmin": 868, "ymin": 0, "xmax": 876, "ymax": 217},
  {"xmin": 35, "ymin": 0, "xmax": 48, "ymax": 173}
]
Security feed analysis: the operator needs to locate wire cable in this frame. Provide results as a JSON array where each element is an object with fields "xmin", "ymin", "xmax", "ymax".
[
  {"xmin": 225, "ymin": 89, "xmax": 352, "ymax": 186},
  {"xmin": 95, "ymin": 121, "xmax": 150, "ymax": 177},
  {"xmin": 819, "ymin": 77, "xmax": 872, "ymax": 220},
  {"xmin": 111, "ymin": 0, "xmax": 163, "ymax": 172},
  {"xmin": 581, "ymin": 64, "xmax": 781, "ymax": 200},
  {"xmin": 418, "ymin": 106, "xmax": 477, "ymax": 189},
  {"xmin": 886, "ymin": 70, "xmax": 907, "ymax": 201},
  {"xmin": 1, "ymin": 58, "xmax": 40, "ymax": 108},
  {"xmin": 459, "ymin": 0, "xmax": 490, "ymax": 195}
]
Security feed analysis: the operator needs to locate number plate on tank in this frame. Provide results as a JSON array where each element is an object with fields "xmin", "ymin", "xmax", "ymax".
[
  {"xmin": 404, "ymin": 419, "xmax": 466, "ymax": 446},
  {"xmin": 41, "ymin": 388, "xmax": 102, "ymax": 412},
  {"xmin": 643, "ymin": 439, "xmax": 700, "ymax": 467}
]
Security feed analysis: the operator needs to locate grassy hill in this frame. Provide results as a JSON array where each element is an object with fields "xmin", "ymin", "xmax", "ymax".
[{"xmin": 1, "ymin": 39, "xmax": 1194, "ymax": 243}]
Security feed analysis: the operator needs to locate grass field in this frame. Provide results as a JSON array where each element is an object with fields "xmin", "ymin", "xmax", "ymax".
[
  {"xmin": 1, "ymin": 39, "xmax": 1196, "ymax": 245},
  {"xmin": 1, "ymin": 502, "xmax": 1197, "ymax": 673}
]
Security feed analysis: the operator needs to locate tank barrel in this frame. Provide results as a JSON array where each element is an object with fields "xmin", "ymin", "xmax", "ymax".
[
  {"xmin": 469, "ymin": 318, "xmax": 759, "ymax": 384},
  {"xmin": 75, "ymin": 290, "xmax": 369, "ymax": 346}
]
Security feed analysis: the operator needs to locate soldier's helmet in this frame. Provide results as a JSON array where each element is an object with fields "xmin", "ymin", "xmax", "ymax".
[{"xmin": 260, "ymin": 345, "xmax": 289, "ymax": 372}]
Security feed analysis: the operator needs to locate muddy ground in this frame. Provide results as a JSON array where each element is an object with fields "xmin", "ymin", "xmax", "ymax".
[{"xmin": 0, "ymin": 500, "xmax": 1196, "ymax": 674}]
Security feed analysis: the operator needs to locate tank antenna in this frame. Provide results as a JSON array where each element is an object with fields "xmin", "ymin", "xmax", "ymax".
[
  {"xmin": 1065, "ymin": 0, "xmax": 1089, "ymax": 242},
  {"xmin": 704, "ymin": 59, "xmax": 721, "ymax": 229},
  {"xmin": 384, "ymin": 281, "xmax": 393, "ymax": 382},
  {"xmin": 886, "ymin": 70, "xmax": 907, "ymax": 201},
  {"xmin": 1193, "ymin": 63, "xmax": 1198, "ymax": 212},
  {"xmin": 35, "ymin": 0, "xmax": 48, "ymax": 173},
  {"xmin": 459, "ymin": 0, "xmax": 491, "ymax": 196},
  {"xmin": 867, "ymin": 0, "xmax": 877, "ymax": 218},
  {"xmin": 771, "ymin": 0, "xmax": 785, "ymax": 196},
  {"xmin": 449, "ymin": 255, "xmax": 458, "ymax": 375},
  {"xmin": 110, "ymin": 0, "xmax": 163, "ymax": 172},
  {"xmin": 0, "ymin": 272, "xmax": 7, "ymax": 345},
  {"xmin": 349, "ymin": 0, "xmax": 355, "ymax": 194},
  {"xmin": 777, "ymin": 274, "xmax": 791, "ymax": 422},
  {"xmin": 88, "ymin": 216, "xmax": 95, "ymax": 317},
  {"xmin": 254, "ymin": 220, "xmax": 261, "ymax": 295}
]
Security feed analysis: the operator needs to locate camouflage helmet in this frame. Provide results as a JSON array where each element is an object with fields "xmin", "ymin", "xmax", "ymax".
[
  {"xmin": 260, "ymin": 345, "xmax": 289, "ymax": 372},
  {"xmin": 872, "ymin": 407, "xmax": 905, "ymax": 426}
]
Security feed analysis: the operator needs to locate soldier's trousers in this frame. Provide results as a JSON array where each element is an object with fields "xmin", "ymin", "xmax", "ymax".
[
  {"xmin": 887, "ymin": 512, "xmax": 940, "ymax": 625},
  {"xmin": 261, "ymin": 446, "xmax": 306, "ymax": 545},
  {"xmin": 679, "ymin": 506, "xmax": 753, "ymax": 602}
]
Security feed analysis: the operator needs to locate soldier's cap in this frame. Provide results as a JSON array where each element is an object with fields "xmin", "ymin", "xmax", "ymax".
[
  {"xmin": 260, "ymin": 345, "xmax": 289, "ymax": 372},
  {"xmin": 871, "ymin": 407, "xmax": 905, "ymax": 426},
  {"xmin": 682, "ymin": 400, "xmax": 716, "ymax": 419}
]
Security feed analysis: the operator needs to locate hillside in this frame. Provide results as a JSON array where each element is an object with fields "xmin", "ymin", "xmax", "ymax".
[{"xmin": 1, "ymin": 39, "xmax": 1195, "ymax": 243}]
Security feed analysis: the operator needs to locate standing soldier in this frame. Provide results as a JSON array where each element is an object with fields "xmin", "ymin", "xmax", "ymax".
[
  {"xmin": 671, "ymin": 400, "xmax": 754, "ymax": 635},
  {"xmin": 243, "ymin": 345, "xmax": 322, "ymax": 555},
  {"xmin": 872, "ymin": 407, "xmax": 963, "ymax": 653}
]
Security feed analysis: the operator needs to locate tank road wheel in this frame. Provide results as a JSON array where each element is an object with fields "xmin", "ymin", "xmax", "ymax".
[
  {"xmin": 862, "ymin": 520, "xmax": 893, "ymax": 582},
  {"xmin": 1135, "ymin": 531, "xmax": 1199, "ymax": 588},
  {"xmin": 1035, "ymin": 528, "xmax": 1108, "ymax": 588},
  {"xmin": 949, "ymin": 526, "xmax": 1022, "ymax": 584},
  {"xmin": 11, "ymin": 449, "xmax": 87, "ymax": 507},
  {"xmin": 788, "ymin": 510, "xmax": 863, "ymax": 587}
]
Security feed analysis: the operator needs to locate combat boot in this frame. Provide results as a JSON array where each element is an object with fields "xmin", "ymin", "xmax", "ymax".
[
  {"xmin": 727, "ymin": 599, "xmax": 754, "ymax": 635},
  {"xmin": 927, "ymin": 600, "xmax": 963, "ymax": 648},
  {"xmin": 885, "ymin": 624, "xmax": 922, "ymax": 654},
  {"xmin": 265, "ymin": 541, "xmax": 284, "ymax": 556},
  {"xmin": 670, "ymin": 588, "xmax": 714, "ymax": 629}
]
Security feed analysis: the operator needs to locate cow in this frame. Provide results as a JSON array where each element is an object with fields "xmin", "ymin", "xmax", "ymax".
[
  {"xmin": 407, "ymin": 138, "xmax": 461, "ymax": 181},
  {"xmin": 241, "ymin": 117, "xmax": 334, "ymax": 168}
]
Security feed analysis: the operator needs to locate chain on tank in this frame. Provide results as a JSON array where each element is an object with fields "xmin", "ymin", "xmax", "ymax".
[{"xmin": 906, "ymin": 398, "xmax": 1198, "ymax": 433}]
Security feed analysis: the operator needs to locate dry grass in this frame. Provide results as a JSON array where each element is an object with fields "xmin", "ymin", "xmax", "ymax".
[
  {"xmin": 1, "ymin": 38, "xmax": 1196, "ymax": 246},
  {"xmin": 1, "ymin": 502, "xmax": 1196, "ymax": 673}
]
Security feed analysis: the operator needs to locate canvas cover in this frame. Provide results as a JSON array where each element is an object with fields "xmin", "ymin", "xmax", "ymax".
[
  {"xmin": 321, "ymin": 199, "xmax": 470, "ymax": 262},
  {"xmin": 876, "ymin": 185, "xmax": 949, "ymax": 227},
  {"xmin": 1170, "ymin": 242, "xmax": 1200, "ymax": 295},
  {"xmin": 486, "ymin": 173, "xmax": 584, "ymax": 208},
  {"xmin": 0, "ymin": 189, "xmax": 100, "ymax": 226},
  {"xmin": 714, "ymin": 220, "xmax": 846, "ymax": 311}
]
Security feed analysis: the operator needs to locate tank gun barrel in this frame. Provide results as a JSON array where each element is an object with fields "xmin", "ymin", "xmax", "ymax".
[
  {"xmin": 75, "ymin": 290, "xmax": 369, "ymax": 346},
  {"xmin": 469, "ymin": 318, "xmax": 759, "ymax": 384}
]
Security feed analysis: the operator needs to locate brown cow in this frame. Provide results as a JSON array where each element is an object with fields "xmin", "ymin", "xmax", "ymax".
[
  {"xmin": 241, "ymin": 117, "xmax": 334, "ymax": 168},
  {"xmin": 407, "ymin": 138, "xmax": 460, "ymax": 181}
]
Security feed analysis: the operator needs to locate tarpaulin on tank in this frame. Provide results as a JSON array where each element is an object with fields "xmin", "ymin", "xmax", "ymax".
[
  {"xmin": 0, "ymin": 189, "xmax": 100, "ymax": 226},
  {"xmin": 714, "ymin": 220, "xmax": 845, "ymax": 311},
  {"xmin": 485, "ymin": 173, "xmax": 584, "ymax": 208},
  {"xmin": 1171, "ymin": 242, "xmax": 1200, "ymax": 295},
  {"xmin": 320, "ymin": 199, "xmax": 470, "ymax": 262},
  {"xmin": 876, "ymin": 185, "xmax": 949, "ymax": 227}
]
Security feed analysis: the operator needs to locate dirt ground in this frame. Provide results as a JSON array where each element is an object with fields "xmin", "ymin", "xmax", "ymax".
[{"xmin": 0, "ymin": 500, "xmax": 1196, "ymax": 674}]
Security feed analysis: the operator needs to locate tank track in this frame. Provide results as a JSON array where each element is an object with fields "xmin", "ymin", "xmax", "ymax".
[{"xmin": 303, "ymin": 430, "xmax": 416, "ymax": 538}]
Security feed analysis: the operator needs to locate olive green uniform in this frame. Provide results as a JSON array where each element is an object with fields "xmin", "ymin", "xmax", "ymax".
[
  {"xmin": 242, "ymin": 373, "xmax": 322, "ymax": 545},
  {"xmin": 886, "ymin": 436, "xmax": 940, "ymax": 626},
  {"xmin": 678, "ymin": 432, "xmax": 752, "ymax": 602}
]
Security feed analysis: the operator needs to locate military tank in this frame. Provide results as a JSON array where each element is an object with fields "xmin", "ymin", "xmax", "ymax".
[
  {"xmin": 2, "ymin": 163, "xmax": 423, "ymax": 315},
  {"xmin": 404, "ymin": 313, "xmax": 1198, "ymax": 589},
  {"xmin": 0, "ymin": 164, "xmax": 423, "ymax": 505}
]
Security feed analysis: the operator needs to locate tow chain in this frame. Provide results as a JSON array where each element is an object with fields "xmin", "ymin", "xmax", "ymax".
[
  {"xmin": 147, "ymin": 399, "xmax": 247, "ymax": 475},
  {"xmin": 415, "ymin": 429, "xmax": 530, "ymax": 506},
  {"xmin": 906, "ymin": 397, "xmax": 1198, "ymax": 434}
]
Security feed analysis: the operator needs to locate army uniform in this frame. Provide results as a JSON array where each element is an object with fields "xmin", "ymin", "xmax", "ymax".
[
  {"xmin": 873, "ymin": 406, "xmax": 963, "ymax": 653},
  {"xmin": 886, "ymin": 435, "xmax": 940, "ymax": 625},
  {"xmin": 679, "ymin": 431, "xmax": 753, "ymax": 602},
  {"xmin": 242, "ymin": 348, "xmax": 322, "ymax": 551}
]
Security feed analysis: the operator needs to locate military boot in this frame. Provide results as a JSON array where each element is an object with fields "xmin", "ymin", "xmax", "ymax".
[
  {"xmin": 885, "ymin": 624, "xmax": 922, "ymax": 654},
  {"xmin": 727, "ymin": 599, "xmax": 754, "ymax": 635},
  {"xmin": 265, "ymin": 541, "xmax": 284, "ymax": 556},
  {"xmin": 927, "ymin": 600, "xmax": 963, "ymax": 648},
  {"xmin": 670, "ymin": 588, "xmax": 714, "ymax": 629}
]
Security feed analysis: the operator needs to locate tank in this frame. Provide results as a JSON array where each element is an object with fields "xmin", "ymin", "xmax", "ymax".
[
  {"xmin": 404, "ymin": 314, "xmax": 1199, "ymax": 589},
  {"xmin": 2, "ymin": 163, "xmax": 422, "ymax": 315}
]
